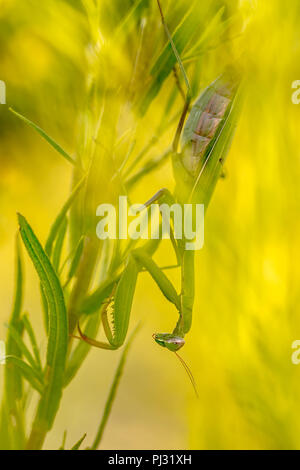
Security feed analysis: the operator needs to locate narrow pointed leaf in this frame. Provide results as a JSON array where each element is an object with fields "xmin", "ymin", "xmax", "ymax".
[
  {"xmin": 4, "ymin": 237, "xmax": 24, "ymax": 404},
  {"xmin": 71, "ymin": 433, "xmax": 87, "ymax": 450},
  {"xmin": 91, "ymin": 325, "xmax": 140, "ymax": 449},
  {"xmin": 140, "ymin": 1, "xmax": 205, "ymax": 114},
  {"xmin": 45, "ymin": 177, "xmax": 86, "ymax": 257},
  {"xmin": 64, "ymin": 236, "xmax": 84, "ymax": 287},
  {"xmin": 1, "ymin": 237, "xmax": 25, "ymax": 449},
  {"xmin": 5, "ymin": 323, "xmax": 42, "ymax": 381},
  {"xmin": 18, "ymin": 214, "xmax": 68, "ymax": 429},
  {"xmin": 9, "ymin": 108, "xmax": 76, "ymax": 165},
  {"xmin": 58, "ymin": 430, "xmax": 67, "ymax": 450},
  {"xmin": 6, "ymin": 357, "xmax": 43, "ymax": 395},
  {"xmin": 52, "ymin": 217, "xmax": 68, "ymax": 272},
  {"xmin": 22, "ymin": 313, "xmax": 43, "ymax": 372},
  {"xmin": 9, "ymin": 107, "xmax": 76, "ymax": 165}
]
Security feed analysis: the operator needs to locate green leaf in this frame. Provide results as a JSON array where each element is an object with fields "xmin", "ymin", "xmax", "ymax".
[
  {"xmin": 40, "ymin": 285, "xmax": 49, "ymax": 335},
  {"xmin": 71, "ymin": 433, "xmax": 87, "ymax": 450},
  {"xmin": 1, "ymin": 236, "xmax": 25, "ymax": 449},
  {"xmin": 140, "ymin": 0, "xmax": 203, "ymax": 114},
  {"xmin": 112, "ymin": 258, "xmax": 139, "ymax": 347},
  {"xmin": 58, "ymin": 430, "xmax": 67, "ymax": 450},
  {"xmin": 9, "ymin": 107, "xmax": 76, "ymax": 165},
  {"xmin": 125, "ymin": 150, "xmax": 171, "ymax": 190},
  {"xmin": 22, "ymin": 313, "xmax": 43, "ymax": 373},
  {"xmin": 5, "ymin": 323, "xmax": 43, "ymax": 381},
  {"xmin": 45, "ymin": 176, "xmax": 86, "ymax": 257},
  {"xmin": 42, "ymin": 177, "xmax": 85, "ymax": 331},
  {"xmin": 63, "ymin": 236, "xmax": 85, "ymax": 288},
  {"xmin": 52, "ymin": 217, "xmax": 68, "ymax": 273},
  {"xmin": 4, "ymin": 237, "xmax": 24, "ymax": 402},
  {"xmin": 6, "ymin": 357, "xmax": 43, "ymax": 395},
  {"xmin": 182, "ymin": 6, "xmax": 226, "ymax": 62},
  {"xmin": 115, "ymin": 0, "xmax": 144, "ymax": 37},
  {"xmin": 18, "ymin": 214, "xmax": 68, "ymax": 430}
]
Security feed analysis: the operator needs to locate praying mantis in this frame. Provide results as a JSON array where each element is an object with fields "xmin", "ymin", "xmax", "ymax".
[{"xmin": 74, "ymin": 0, "xmax": 243, "ymax": 388}]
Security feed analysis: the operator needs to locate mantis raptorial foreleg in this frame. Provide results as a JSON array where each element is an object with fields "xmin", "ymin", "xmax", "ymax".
[
  {"xmin": 76, "ymin": 246, "xmax": 183, "ymax": 350},
  {"xmin": 75, "ymin": 164, "xmax": 195, "ymax": 352}
]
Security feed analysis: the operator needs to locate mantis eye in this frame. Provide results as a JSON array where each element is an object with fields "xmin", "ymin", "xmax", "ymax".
[{"xmin": 152, "ymin": 333, "xmax": 185, "ymax": 352}]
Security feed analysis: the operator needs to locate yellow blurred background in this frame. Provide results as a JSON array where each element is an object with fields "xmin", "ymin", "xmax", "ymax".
[{"xmin": 1, "ymin": 0, "xmax": 300, "ymax": 450}]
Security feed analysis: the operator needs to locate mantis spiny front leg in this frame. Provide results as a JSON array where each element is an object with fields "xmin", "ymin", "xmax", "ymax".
[
  {"xmin": 75, "ymin": 188, "xmax": 195, "ymax": 357},
  {"xmin": 76, "ymin": 241, "xmax": 183, "ymax": 351}
]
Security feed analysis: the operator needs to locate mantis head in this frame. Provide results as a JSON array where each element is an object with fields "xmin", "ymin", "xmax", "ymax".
[
  {"xmin": 153, "ymin": 333, "xmax": 198, "ymax": 398},
  {"xmin": 153, "ymin": 333, "xmax": 185, "ymax": 352}
]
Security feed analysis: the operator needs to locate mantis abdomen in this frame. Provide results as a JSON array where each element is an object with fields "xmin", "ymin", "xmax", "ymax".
[{"xmin": 182, "ymin": 70, "xmax": 239, "ymax": 178}]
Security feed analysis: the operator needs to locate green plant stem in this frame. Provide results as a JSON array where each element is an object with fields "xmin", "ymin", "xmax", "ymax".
[
  {"xmin": 90, "ymin": 325, "xmax": 140, "ymax": 450},
  {"xmin": 26, "ymin": 423, "xmax": 48, "ymax": 450}
]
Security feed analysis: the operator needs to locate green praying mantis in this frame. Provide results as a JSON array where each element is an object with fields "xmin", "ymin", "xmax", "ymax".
[{"xmin": 72, "ymin": 0, "xmax": 243, "ymax": 391}]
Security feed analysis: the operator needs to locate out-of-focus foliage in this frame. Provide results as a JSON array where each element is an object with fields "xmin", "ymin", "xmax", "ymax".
[{"xmin": 0, "ymin": 0, "xmax": 299, "ymax": 450}]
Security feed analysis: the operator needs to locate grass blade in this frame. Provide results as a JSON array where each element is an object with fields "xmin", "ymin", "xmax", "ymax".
[
  {"xmin": 125, "ymin": 150, "xmax": 171, "ymax": 190},
  {"xmin": 58, "ymin": 430, "xmax": 67, "ymax": 450},
  {"xmin": 5, "ymin": 357, "xmax": 43, "ymax": 395},
  {"xmin": 41, "ymin": 177, "xmax": 85, "ymax": 334},
  {"xmin": 1, "ymin": 237, "xmax": 25, "ymax": 449},
  {"xmin": 4, "ymin": 237, "xmax": 24, "ymax": 398},
  {"xmin": 90, "ymin": 325, "xmax": 140, "ymax": 449},
  {"xmin": 22, "ymin": 313, "xmax": 43, "ymax": 373},
  {"xmin": 71, "ymin": 433, "xmax": 87, "ymax": 450},
  {"xmin": 18, "ymin": 214, "xmax": 68, "ymax": 447},
  {"xmin": 52, "ymin": 216, "xmax": 68, "ymax": 273},
  {"xmin": 140, "ymin": 0, "xmax": 202, "ymax": 114},
  {"xmin": 45, "ymin": 176, "xmax": 86, "ymax": 257},
  {"xmin": 9, "ymin": 107, "xmax": 76, "ymax": 165},
  {"xmin": 63, "ymin": 236, "xmax": 84, "ymax": 288},
  {"xmin": 5, "ymin": 323, "xmax": 43, "ymax": 381}
]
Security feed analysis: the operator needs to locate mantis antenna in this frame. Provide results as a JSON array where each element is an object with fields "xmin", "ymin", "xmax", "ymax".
[{"xmin": 174, "ymin": 351, "xmax": 199, "ymax": 399}]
